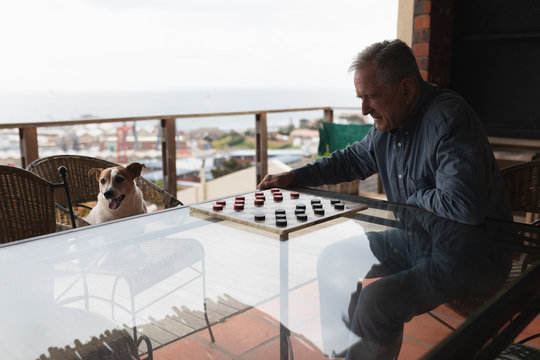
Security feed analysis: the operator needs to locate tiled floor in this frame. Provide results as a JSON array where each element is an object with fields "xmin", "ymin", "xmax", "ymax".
[
  {"xmin": 142, "ymin": 279, "xmax": 540, "ymax": 360},
  {"xmin": 149, "ymin": 308, "xmax": 333, "ymax": 360}
]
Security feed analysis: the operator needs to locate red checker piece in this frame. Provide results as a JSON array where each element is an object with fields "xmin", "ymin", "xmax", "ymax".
[
  {"xmin": 235, "ymin": 196, "xmax": 245, "ymax": 201},
  {"xmin": 234, "ymin": 204, "xmax": 244, "ymax": 211},
  {"xmin": 290, "ymin": 192, "xmax": 299, "ymax": 199},
  {"xmin": 273, "ymin": 195, "xmax": 283, "ymax": 202},
  {"xmin": 270, "ymin": 188, "xmax": 280, "ymax": 193},
  {"xmin": 213, "ymin": 204, "xmax": 224, "ymax": 211},
  {"xmin": 255, "ymin": 192, "xmax": 264, "ymax": 196},
  {"xmin": 216, "ymin": 200, "xmax": 226, "ymax": 206},
  {"xmin": 254, "ymin": 199, "xmax": 265, "ymax": 206}
]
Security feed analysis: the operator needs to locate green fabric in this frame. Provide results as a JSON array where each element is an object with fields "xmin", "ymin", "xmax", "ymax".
[{"xmin": 318, "ymin": 122, "xmax": 372, "ymax": 155}]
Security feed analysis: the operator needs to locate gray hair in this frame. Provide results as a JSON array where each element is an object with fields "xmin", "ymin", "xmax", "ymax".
[{"xmin": 349, "ymin": 39, "xmax": 423, "ymax": 87}]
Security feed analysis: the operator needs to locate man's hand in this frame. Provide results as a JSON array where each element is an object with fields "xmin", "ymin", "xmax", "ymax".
[{"xmin": 257, "ymin": 171, "xmax": 296, "ymax": 190}]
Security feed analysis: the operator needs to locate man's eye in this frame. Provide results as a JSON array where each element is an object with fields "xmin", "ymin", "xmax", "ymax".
[
  {"xmin": 100, "ymin": 178, "xmax": 106, "ymax": 184},
  {"xmin": 361, "ymin": 94, "xmax": 379, "ymax": 101}
]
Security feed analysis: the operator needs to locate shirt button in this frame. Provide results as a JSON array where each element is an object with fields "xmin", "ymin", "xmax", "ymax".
[
  {"xmin": 398, "ymin": 174, "xmax": 402, "ymax": 179},
  {"xmin": 397, "ymin": 142, "xmax": 402, "ymax": 147}
]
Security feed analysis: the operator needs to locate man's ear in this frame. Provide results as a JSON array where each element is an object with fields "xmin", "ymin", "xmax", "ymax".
[
  {"xmin": 400, "ymin": 78, "xmax": 416, "ymax": 103},
  {"xmin": 126, "ymin": 162, "xmax": 145, "ymax": 179}
]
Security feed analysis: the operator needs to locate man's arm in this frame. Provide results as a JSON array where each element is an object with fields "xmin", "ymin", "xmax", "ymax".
[
  {"xmin": 258, "ymin": 129, "xmax": 378, "ymax": 190},
  {"xmin": 293, "ymin": 131, "xmax": 378, "ymax": 186}
]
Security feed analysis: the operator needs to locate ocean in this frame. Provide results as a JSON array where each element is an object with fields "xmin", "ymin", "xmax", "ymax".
[{"xmin": 0, "ymin": 88, "xmax": 362, "ymax": 131}]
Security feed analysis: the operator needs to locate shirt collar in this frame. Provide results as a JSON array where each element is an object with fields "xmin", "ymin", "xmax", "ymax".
[{"xmin": 394, "ymin": 81, "xmax": 439, "ymax": 135}]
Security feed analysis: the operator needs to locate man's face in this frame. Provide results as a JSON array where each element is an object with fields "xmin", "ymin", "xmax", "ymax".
[{"xmin": 354, "ymin": 63, "xmax": 409, "ymax": 132}]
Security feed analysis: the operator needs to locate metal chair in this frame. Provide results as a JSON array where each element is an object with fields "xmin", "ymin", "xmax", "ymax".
[
  {"xmin": 90, "ymin": 237, "xmax": 215, "ymax": 345},
  {"xmin": 0, "ymin": 165, "xmax": 76, "ymax": 243},
  {"xmin": 27, "ymin": 155, "xmax": 182, "ymax": 227}
]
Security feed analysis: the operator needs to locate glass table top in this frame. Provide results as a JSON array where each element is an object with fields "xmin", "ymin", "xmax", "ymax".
[{"xmin": 1, "ymin": 187, "xmax": 538, "ymax": 359}]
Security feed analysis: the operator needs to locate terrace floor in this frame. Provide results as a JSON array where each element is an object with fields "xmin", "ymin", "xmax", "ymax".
[{"xmin": 138, "ymin": 280, "xmax": 540, "ymax": 360}]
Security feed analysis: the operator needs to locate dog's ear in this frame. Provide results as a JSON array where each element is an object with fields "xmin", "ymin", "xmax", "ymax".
[
  {"xmin": 88, "ymin": 168, "xmax": 103, "ymax": 181},
  {"xmin": 126, "ymin": 162, "xmax": 145, "ymax": 179}
]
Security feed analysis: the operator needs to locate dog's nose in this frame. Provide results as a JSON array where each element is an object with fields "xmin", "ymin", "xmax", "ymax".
[{"xmin": 104, "ymin": 189, "xmax": 114, "ymax": 199}]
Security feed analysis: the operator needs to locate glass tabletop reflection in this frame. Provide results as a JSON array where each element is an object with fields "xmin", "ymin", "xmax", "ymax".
[{"xmin": 0, "ymin": 188, "xmax": 538, "ymax": 360}]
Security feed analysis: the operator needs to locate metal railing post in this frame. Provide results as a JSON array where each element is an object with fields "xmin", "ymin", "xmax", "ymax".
[
  {"xmin": 255, "ymin": 112, "xmax": 268, "ymax": 185},
  {"xmin": 161, "ymin": 118, "xmax": 177, "ymax": 201},
  {"xmin": 19, "ymin": 127, "xmax": 39, "ymax": 168}
]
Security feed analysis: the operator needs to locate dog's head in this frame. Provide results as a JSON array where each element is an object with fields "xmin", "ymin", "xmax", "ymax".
[{"xmin": 88, "ymin": 162, "xmax": 145, "ymax": 210}]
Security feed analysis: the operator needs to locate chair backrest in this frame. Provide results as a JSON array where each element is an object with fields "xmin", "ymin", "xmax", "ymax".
[
  {"xmin": 500, "ymin": 161, "xmax": 540, "ymax": 214},
  {"xmin": 0, "ymin": 165, "xmax": 57, "ymax": 243},
  {"xmin": 27, "ymin": 155, "xmax": 182, "ymax": 210}
]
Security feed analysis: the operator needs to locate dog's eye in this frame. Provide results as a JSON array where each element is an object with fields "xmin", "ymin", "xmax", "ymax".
[
  {"xmin": 100, "ymin": 178, "xmax": 106, "ymax": 185},
  {"xmin": 115, "ymin": 177, "xmax": 124, "ymax": 183}
]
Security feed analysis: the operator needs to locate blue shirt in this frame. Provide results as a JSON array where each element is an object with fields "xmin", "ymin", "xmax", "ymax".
[{"xmin": 293, "ymin": 82, "xmax": 512, "ymax": 224}]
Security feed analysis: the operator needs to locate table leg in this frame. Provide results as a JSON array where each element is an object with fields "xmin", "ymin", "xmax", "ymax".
[{"xmin": 280, "ymin": 233, "xmax": 291, "ymax": 360}]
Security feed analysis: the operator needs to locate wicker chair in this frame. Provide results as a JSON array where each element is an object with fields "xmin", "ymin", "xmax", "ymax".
[
  {"xmin": 27, "ymin": 155, "xmax": 182, "ymax": 227},
  {"xmin": 497, "ymin": 161, "xmax": 540, "ymax": 359},
  {"xmin": 0, "ymin": 165, "xmax": 77, "ymax": 243},
  {"xmin": 501, "ymin": 160, "xmax": 540, "ymax": 225}
]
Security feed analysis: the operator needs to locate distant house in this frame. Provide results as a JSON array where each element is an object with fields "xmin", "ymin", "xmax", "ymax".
[
  {"xmin": 289, "ymin": 129, "xmax": 319, "ymax": 154},
  {"xmin": 178, "ymin": 159, "xmax": 292, "ymax": 204},
  {"xmin": 227, "ymin": 149, "xmax": 311, "ymax": 166},
  {"xmin": 290, "ymin": 128, "xmax": 319, "ymax": 140}
]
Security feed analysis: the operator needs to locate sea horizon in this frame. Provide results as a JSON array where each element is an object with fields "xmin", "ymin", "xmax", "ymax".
[{"xmin": 0, "ymin": 88, "xmax": 361, "ymax": 130}]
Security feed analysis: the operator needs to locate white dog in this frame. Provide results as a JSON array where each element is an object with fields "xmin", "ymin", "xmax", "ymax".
[{"xmin": 85, "ymin": 162, "xmax": 147, "ymax": 224}]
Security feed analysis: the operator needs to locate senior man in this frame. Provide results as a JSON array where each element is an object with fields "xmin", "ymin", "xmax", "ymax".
[{"xmin": 258, "ymin": 39, "xmax": 511, "ymax": 225}]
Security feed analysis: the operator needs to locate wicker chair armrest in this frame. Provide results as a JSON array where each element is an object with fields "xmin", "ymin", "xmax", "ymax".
[
  {"xmin": 135, "ymin": 178, "xmax": 183, "ymax": 207},
  {"xmin": 55, "ymin": 204, "xmax": 90, "ymax": 227},
  {"xmin": 55, "ymin": 222, "xmax": 72, "ymax": 232}
]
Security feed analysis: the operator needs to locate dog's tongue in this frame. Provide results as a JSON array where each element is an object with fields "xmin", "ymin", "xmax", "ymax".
[{"xmin": 108, "ymin": 198, "xmax": 121, "ymax": 210}]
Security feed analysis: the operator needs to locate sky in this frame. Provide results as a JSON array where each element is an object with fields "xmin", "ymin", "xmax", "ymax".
[{"xmin": 0, "ymin": 0, "xmax": 398, "ymax": 92}]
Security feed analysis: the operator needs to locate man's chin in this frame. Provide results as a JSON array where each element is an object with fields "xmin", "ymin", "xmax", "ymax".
[{"xmin": 374, "ymin": 122, "xmax": 388, "ymax": 132}]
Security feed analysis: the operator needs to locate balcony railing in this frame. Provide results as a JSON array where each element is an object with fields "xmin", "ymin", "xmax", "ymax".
[{"xmin": 0, "ymin": 107, "xmax": 360, "ymax": 197}]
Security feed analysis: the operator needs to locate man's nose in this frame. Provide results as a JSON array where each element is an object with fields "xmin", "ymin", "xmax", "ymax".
[{"xmin": 361, "ymin": 99, "xmax": 371, "ymax": 115}]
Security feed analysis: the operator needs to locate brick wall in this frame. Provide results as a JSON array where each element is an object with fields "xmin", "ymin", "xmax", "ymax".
[{"xmin": 412, "ymin": 0, "xmax": 455, "ymax": 88}]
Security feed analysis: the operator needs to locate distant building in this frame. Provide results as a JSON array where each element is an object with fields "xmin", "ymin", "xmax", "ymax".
[
  {"xmin": 178, "ymin": 159, "xmax": 292, "ymax": 204},
  {"xmin": 289, "ymin": 129, "xmax": 319, "ymax": 154},
  {"xmin": 226, "ymin": 149, "xmax": 311, "ymax": 166}
]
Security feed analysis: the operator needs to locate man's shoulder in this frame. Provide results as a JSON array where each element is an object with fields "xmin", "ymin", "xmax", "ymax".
[
  {"xmin": 419, "ymin": 87, "xmax": 482, "ymax": 136},
  {"xmin": 429, "ymin": 86, "xmax": 468, "ymax": 108},
  {"xmin": 423, "ymin": 86, "xmax": 475, "ymax": 120}
]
